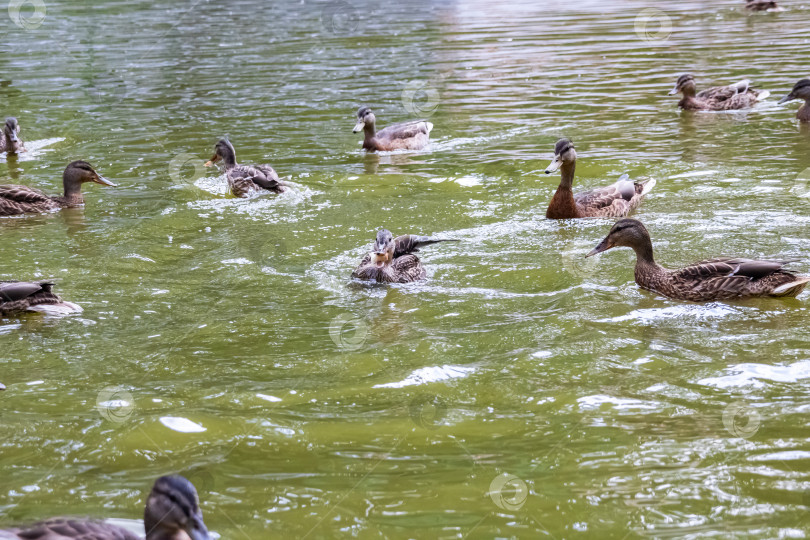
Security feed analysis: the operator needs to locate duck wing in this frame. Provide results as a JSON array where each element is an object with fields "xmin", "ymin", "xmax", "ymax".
[
  {"xmin": 393, "ymin": 235, "xmax": 459, "ymax": 257},
  {"xmin": 1, "ymin": 518, "xmax": 140, "ymax": 539},
  {"xmin": 227, "ymin": 165, "xmax": 284, "ymax": 197},
  {"xmin": 0, "ymin": 185, "xmax": 59, "ymax": 216},
  {"xmin": 376, "ymin": 120, "xmax": 433, "ymax": 141},
  {"xmin": 391, "ymin": 254, "xmax": 426, "ymax": 282}
]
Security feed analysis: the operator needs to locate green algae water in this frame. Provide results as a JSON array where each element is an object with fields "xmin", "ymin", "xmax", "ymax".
[{"xmin": 2, "ymin": 0, "xmax": 810, "ymax": 537}]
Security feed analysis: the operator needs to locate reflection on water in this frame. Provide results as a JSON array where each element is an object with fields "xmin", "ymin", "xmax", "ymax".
[{"xmin": 2, "ymin": 0, "xmax": 810, "ymax": 537}]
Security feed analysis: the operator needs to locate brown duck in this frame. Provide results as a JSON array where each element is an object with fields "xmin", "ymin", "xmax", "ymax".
[
  {"xmin": 545, "ymin": 139, "xmax": 655, "ymax": 219},
  {"xmin": 587, "ymin": 219, "xmax": 810, "ymax": 302},
  {"xmin": 0, "ymin": 117, "xmax": 25, "ymax": 153},
  {"xmin": 669, "ymin": 74, "xmax": 770, "ymax": 110},
  {"xmin": 0, "ymin": 161, "xmax": 116, "ymax": 217},
  {"xmin": 353, "ymin": 107, "xmax": 433, "ymax": 151},
  {"xmin": 204, "ymin": 138, "xmax": 285, "ymax": 198},
  {"xmin": 0, "ymin": 475, "xmax": 210, "ymax": 540},
  {"xmin": 352, "ymin": 229, "xmax": 458, "ymax": 283},
  {"xmin": 778, "ymin": 79, "xmax": 810, "ymax": 122},
  {"xmin": 745, "ymin": 0, "xmax": 782, "ymax": 11},
  {"xmin": 0, "ymin": 281, "xmax": 81, "ymax": 316}
]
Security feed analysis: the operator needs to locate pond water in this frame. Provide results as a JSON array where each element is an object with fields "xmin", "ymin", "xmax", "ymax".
[{"xmin": 2, "ymin": 0, "xmax": 810, "ymax": 537}]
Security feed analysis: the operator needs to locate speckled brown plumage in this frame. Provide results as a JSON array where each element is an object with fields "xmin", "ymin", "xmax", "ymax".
[
  {"xmin": 353, "ymin": 107, "xmax": 432, "ymax": 151},
  {"xmin": 778, "ymin": 79, "xmax": 810, "ymax": 122},
  {"xmin": 588, "ymin": 219, "xmax": 810, "ymax": 302},
  {"xmin": 545, "ymin": 139, "xmax": 654, "ymax": 219},
  {"xmin": 0, "ymin": 161, "xmax": 116, "ymax": 217},
  {"xmin": 352, "ymin": 229, "xmax": 458, "ymax": 283},
  {"xmin": 0, "ymin": 281, "xmax": 81, "ymax": 316},
  {"xmin": 205, "ymin": 138, "xmax": 285, "ymax": 198},
  {"xmin": 669, "ymin": 74, "xmax": 769, "ymax": 111},
  {"xmin": 0, "ymin": 476, "xmax": 210, "ymax": 540}
]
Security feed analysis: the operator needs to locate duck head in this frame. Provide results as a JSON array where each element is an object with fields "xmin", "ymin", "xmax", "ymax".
[
  {"xmin": 669, "ymin": 74, "xmax": 697, "ymax": 96},
  {"xmin": 3, "ymin": 117, "xmax": 24, "ymax": 152},
  {"xmin": 587, "ymin": 218, "xmax": 651, "ymax": 257},
  {"xmin": 204, "ymin": 138, "xmax": 237, "ymax": 168},
  {"xmin": 778, "ymin": 79, "xmax": 810, "ymax": 104},
  {"xmin": 63, "ymin": 160, "xmax": 116, "ymax": 197},
  {"xmin": 370, "ymin": 228, "xmax": 395, "ymax": 268},
  {"xmin": 353, "ymin": 107, "xmax": 375, "ymax": 133},
  {"xmin": 144, "ymin": 475, "xmax": 211, "ymax": 540},
  {"xmin": 545, "ymin": 138, "xmax": 576, "ymax": 174}
]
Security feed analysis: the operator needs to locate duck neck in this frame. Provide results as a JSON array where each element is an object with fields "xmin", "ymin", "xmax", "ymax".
[
  {"xmin": 364, "ymin": 122, "xmax": 376, "ymax": 140},
  {"xmin": 631, "ymin": 236, "xmax": 663, "ymax": 286},
  {"xmin": 546, "ymin": 161, "xmax": 578, "ymax": 218},
  {"xmin": 61, "ymin": 179, "xmax": 85, "ymax": 206},
  {"xmin": 799, "ymin": 101, "xmax": 810, "ymax": 122},
  {"xmin": 221, "ymin": 148, "xmax": 237, "ymax": 170}
]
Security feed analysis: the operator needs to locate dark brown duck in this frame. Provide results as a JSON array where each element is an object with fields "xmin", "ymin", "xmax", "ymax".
[
  {"xmin": 352, "ymin": 229, "xmax": 458, "ymax": 283},
  {"xmin": 205, "ymin": 138, "xmax": 285, "ymax": 198},
  {"xmin": 0, "ymin": 281, "xmax": 81, "ymax": 316},
  {"xmin": 778, "ymin": 79, "xmax": 810, "ymax": 122},
  {"xmin": 0, "ymin": 161, "xmax": 116, "ymax": 216},
  {"xmin": 545, "ymin": 139, "xmax": 655, "ymax": 219},
  {"xmin": 0, "ymin": 475, "xmax": 210, "ymax": 540},
  {"xmin": 587, "ymin": 219, "xmax": 810, "ymax": 302},
  {"xmin": 352, "ymin": 107, "xmax": 433, "ymax": 151}
]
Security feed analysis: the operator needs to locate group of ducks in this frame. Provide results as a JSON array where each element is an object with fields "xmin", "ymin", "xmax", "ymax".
[{"xmin": 1, "ymin": 73, "xmax": 810, "ymax": 321}]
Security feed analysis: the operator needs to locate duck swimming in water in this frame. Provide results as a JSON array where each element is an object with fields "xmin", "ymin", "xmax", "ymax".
[
  {"xmin": 587, "ymin": 219, "xmax": 810, "ymax": 302},
  {"xmin": 745, "ymin": 0, "xmax": 782, "ymax": 11},
  {"xmin": 778, "ymin": 79, "xmax": 810, "ymax": 122},
  {"xmin": 352, "ymin": 229, "xmax": 458, "ymax": 283},
  {"xmin": 0, "ymin": 161, "xmax": 116, "ymax": 216},
  {"xmin": 352, "ymin": 107, "xmax": 433, "ymax": 151},
  {"xmin": 205, "ymin": 138, "xmax": 286, "ymax": 198},
  {"xmin": 0, "ymin": 281, "xmax": 81, "ymax": 316},
  {"xmin": 544, "ymin": 139, "xmax": 655, "ymax": 219},
  {"xmin": 0, "ymin": 117, "xmax": 25, "ymax": 153},
  {"xmin": 669, "ymin": 74, "xmax": 770, "ymax": 110},
  {"xmin": 0, "ymin": 475, "xmax": 210, "ymax": 540}
]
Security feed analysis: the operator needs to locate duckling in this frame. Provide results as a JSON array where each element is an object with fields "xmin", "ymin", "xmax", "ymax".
[
  {"xmin": 778, "ymin": 79, "xmax": 810, "ymax": 122},
  {"xmin": 0, "ymin": 117, "xmax": 26, "ymax": 154},
  {"xmin": 587, "ymin": 219, "xmax": 810, "ymax": 302},
  {"xmin": 544, "ymin": 139, "xmax": 655, "ymax": 219},
  {"xmin": 0, "ymin": 161, "xmax": 116, "ymax": 217},
  {"xmin": 352, "ymin": 107, "xmax": 433, "ymax": 151},
  {"xmin": 352, "ymin": 229, "xmax": 458, "ymax": 283},
  {"xmin": 204, "ymin": 138, "xmax": 285, "ymax": 198},
  {"xmin": 669, "ymin": 74, "xmax": 770, "ymax": 110},
  {"xmin": 0, "ymin": 475, "xmax": 210, "ymax": 540},
  {"xmin": 745, "ymin": 0, "xmax": 782, "ymax": 11},
  {"xmin": 0, "ymin": 281, "xmax": 81, "ymax": 316}
]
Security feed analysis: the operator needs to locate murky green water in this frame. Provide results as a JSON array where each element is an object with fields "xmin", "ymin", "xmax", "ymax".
[{"xmin": 2, "ymin": 0, "xmax": 810, "ymax": 537}]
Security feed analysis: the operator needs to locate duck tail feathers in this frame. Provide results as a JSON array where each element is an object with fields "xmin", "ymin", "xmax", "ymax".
[{"xmin": 771, "ymin": 276, "xmax": 810, "ymax": 297}]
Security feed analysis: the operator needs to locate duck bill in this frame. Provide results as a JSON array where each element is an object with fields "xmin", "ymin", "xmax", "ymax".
[
  {"xmin": 189, "ymin": 523, "xmax": 211, "ymax": 540},
  {"xmin": 94, "ymin": 175, "xmax": 117, "ymax": 187},
  {"xmin": 371, "ymin": 252, "xmax": 388, "ymax": 268},
  {"xmin": 204, "ymin": 154, "xmax": 220, "ymax": 167},
  {"xmin": 352, "ymin": 121, "xmax": 365, "ymax": 133},
  {"xmin": 667, "ymin": 84, "xmax": 680, "ymax": 96},
  {"xmin": 586, "ymin": 238, "xmax": 612, "ymax": 258},
  {"xmin": 9, "ymin": 132, "xmax": 18, "ymax": 143},
  {"xmin": 545, "ymin": 157, "xmax": 562, "ymax": 174},
  {"xmin": 778, "ymin": 93, "xmax": 795, "ymax": 105}
]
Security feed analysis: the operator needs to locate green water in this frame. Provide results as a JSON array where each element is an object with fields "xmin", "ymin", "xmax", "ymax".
[{"xmin": 2, "ymin": 0, "xmax": 810, "ymax": 538}]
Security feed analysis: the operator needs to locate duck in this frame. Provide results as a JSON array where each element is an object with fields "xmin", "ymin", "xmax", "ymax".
[
  {"xmin": 0, "ymin": 475, "xmax": 210, "ymax": 540},
  {"xmin": 352, "ymin": 229, "xmax": 458, "ymax": 283},
  {"xmin": 0, "ymin": 117, "xmax": 26, "ymax": 154},
  {"xmin": 668, "ymin": 74, "xmax": 770, "ymax": 110},
  {"xmin": 0, "ymin": 281, "xmax": 81, "ymax": 316},
  {"xmin": 586, "ymin": 218, "xmax": 810, "ymax": 302},
  {"xmin": 204, "ymin": 138, "xmax": 286, "ymax": 198},
  {"xmin": 352, "ymin": 107, "xmax": 433, "ymax": 151},
  {"xmin": 778, "ymin": 79, "xmax": 810, "ymax": 122},
  {"xmin": 745, "ymin": 0, "xmax": 782, "ymax": 11},
  {"xmin": 544, "ymin": 139, "xmax": 655, "ymax": 219},
  {"xmin": 0, "ymin": 161, "xmax": 116, "ymax": 217}
]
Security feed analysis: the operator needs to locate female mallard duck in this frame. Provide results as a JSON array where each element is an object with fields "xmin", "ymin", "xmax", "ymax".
[
  {"xmin": 1, "ymin": 281, "xmax": 81, "ymax": 315},
  {"xmin": 352, "ymin": 229, "xmax": 458, "ymax": 283},
  {"xmin": 0, "ymin": 117, "xmax": 26, "ymax": 153},
  {"xmin": 352, "ymin": 107, "xmax": 433, "ymax": 151},
  {"xmin": 204, "ymin": 138, "xmax": 286, "ymax": 198},
  {"xmin": 778, "ymin": 79, "xmax": 810, "ymax": 122},
  {"xmin": 0, "ymin": 161, "xmax": 116, "ymax": 216},
  {"xmin": 544, "ymin": 139, "xmax": 655, "ymax": 219},
  {"xmin": 745, "ymin": 0, "xmax": 782, "ymax": 11},
  {"xmin": 669, "ymin": 74, "xmax": 770, "ymax": 110},
  {"xmin": 587, "ymin": 219, "xmax": 810, "ymax": 302},
  {"xmin": 0, "ymin": 475, "xmax": 210, "ymax": 540}
]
